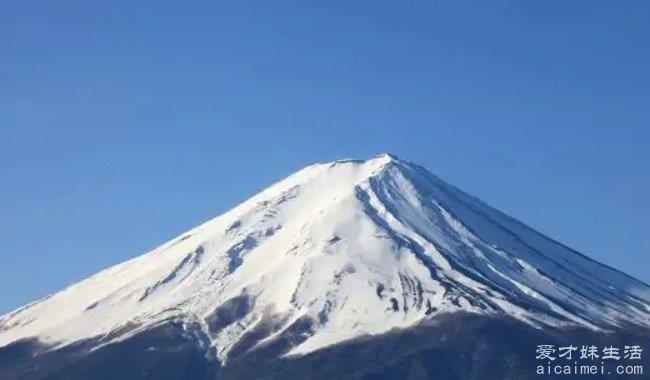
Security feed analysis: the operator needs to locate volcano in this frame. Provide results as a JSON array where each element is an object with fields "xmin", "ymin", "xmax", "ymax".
[{"xmin": 1, "ymin": 154, "xmax": 649, "ymax": 379}]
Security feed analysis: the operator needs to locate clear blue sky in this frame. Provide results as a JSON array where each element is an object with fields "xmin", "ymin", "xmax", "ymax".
[{"xmin": 2, "ymin": 1, "xmax": 649, "ymax": 313}]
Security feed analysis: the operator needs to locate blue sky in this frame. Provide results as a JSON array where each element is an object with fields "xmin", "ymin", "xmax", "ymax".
[{"xmin": 1, "ymin": 1, "xmax": 649, "ymax": 313}]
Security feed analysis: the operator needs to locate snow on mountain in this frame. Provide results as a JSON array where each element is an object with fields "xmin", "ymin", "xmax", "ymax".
[{"xmin": 1, "ymin": 154, "xmax": 649, "ymax": 362}]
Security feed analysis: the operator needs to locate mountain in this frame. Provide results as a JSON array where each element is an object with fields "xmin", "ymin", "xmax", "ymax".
[{"xmin": 1, "ymin": 154, "xmax": 649, "ymax": 379}]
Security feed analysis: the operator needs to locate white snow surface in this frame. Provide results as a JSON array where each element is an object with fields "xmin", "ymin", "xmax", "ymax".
[{"xmin": 1, "ymin": 154, "xmax": 649, "ymax": 360}]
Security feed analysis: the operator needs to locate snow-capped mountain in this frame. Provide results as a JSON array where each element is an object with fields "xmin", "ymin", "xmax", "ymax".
[{"xmin": 2, "ymin": 154, "xmax": 649, "ymax": 379}]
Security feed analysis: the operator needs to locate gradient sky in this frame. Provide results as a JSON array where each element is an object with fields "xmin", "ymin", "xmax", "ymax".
[{"xmin": 2, "ymin": 1, "xmax": 649, "ymax": 313}]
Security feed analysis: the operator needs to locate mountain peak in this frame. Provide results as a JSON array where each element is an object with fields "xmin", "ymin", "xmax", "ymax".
[
  {"xmin": 366, "ymin": 152, "xmax": 408, "ymax": 171},
  {"xmin": 372, "ymin": 152, "xmax": 399, "ymax": 163},
  {"xmin": 324, "ymin": 153, "xmax": 404, "ymax": 170}
]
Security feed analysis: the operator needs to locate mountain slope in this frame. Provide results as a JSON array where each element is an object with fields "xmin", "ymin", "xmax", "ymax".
[{"xmin": 1, "ymin": 154, "xmax": 649, "ymax": 378}]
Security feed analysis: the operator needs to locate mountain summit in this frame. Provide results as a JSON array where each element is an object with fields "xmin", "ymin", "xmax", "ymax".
[{"xmin": 2, "ymin": 154, "xmax": 649, "ymax": 379}]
